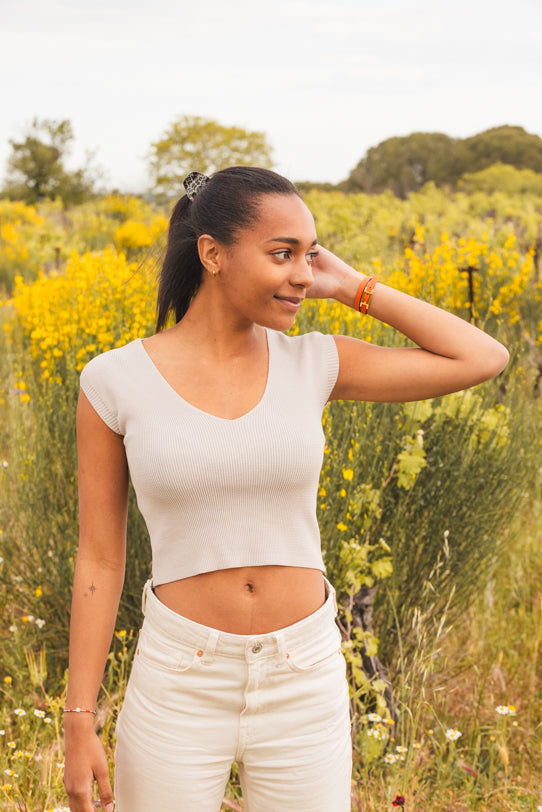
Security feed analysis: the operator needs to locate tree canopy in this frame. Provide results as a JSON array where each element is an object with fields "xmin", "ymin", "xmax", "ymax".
[
  {"xmin": 462, "ymin": 125, "xmax": 542, "ymax": 174},
  {"xmin": 346, "ymin": 125, "xmax": 542, "ymax": 197},
  {"xmin": 2, "ymin": 118, "xmax": 98, "ymax": 206},
  {"xmin": 148, "ymin": 115, "xmax": 274, "ymax": 199}
]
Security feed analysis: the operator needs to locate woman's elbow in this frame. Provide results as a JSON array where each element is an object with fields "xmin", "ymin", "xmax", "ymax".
[{"xmin": 477, "ymin": 340, "xmax": 509, "ymax": 382}]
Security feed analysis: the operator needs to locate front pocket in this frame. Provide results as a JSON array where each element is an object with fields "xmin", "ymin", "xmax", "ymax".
[
  {"xmin": 285, "ymin": 625, "xmax": 343, "ymax": 673},
  {"xmin": 136, "ymin": 628, "xmax": 198, "ymax": 673},
  {"xmin": 285, "ymin": 646, "xmax": 343, "ymax": 673}
]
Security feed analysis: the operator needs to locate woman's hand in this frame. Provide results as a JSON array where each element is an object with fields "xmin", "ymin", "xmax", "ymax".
[
  {"xmin": 307, "ymin": 246, "xmax": 363, "ymax": 304},
  {"xmin": 64, "ymin": 720, "xmax": 115, "ymax": 811}
]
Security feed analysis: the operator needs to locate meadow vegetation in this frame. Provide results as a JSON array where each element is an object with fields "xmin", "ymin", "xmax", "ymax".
[{"xmin": 1, "ymin": 185, "xmax": 541, "ymax": 810}]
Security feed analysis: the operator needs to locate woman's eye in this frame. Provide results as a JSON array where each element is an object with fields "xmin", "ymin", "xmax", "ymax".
[
  {"xmin": 307, "ymin": 250, "xmax": 319, "ymax": 264},
  {"xmin": 272, "ymin": 250, "xmax": 291, "ymax": 261}
]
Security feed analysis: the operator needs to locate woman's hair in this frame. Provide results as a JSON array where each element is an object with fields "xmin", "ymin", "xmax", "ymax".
[{"xmin": 156, "ymin": 166, "xmax": 299, "ymax": 330}]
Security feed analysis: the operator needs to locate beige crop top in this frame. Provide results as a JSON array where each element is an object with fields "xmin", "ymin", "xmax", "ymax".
[{"xmin": 79, "ymin": 329, "xmax": 340, "ymax": 586}]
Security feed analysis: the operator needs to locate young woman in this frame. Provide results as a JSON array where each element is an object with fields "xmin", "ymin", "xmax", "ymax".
[{"xmin": 63, "ymin": 167, "xmax": 508, "ymax": 812}]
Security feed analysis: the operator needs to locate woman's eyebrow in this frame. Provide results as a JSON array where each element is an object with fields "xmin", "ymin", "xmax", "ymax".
[{"xmin": 266, "ymin": 237, "xmax": 318, "ymax": 246}]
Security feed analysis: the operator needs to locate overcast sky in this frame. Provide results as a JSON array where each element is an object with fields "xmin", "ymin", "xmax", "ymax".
[{"xmin": 1, "ymin": 0, "xmax": 541, "ymax": 192}]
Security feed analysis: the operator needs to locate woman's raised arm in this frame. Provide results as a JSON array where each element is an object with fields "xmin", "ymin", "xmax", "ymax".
[
  {"xmin": 63, "ymin": 392, "xmax": 129, "ymax": 812},
  {"xmin": 310, "ymin": 246, "xmax": 509, "ymax": 402}
]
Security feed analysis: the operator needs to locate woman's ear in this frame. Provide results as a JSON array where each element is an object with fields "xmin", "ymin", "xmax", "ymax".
[{"xmin": 198, "ymin": 234, "xmax": 221, "ymax": 277}]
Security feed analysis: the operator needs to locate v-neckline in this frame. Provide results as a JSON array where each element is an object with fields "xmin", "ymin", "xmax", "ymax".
[{"xmin": 136, "ymin": 329, "xmax": 272, "ymax": 422}]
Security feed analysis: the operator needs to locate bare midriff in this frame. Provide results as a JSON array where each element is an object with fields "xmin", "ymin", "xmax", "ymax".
[{"xmin": 154, "ymin": 566, "xmax": 326, "ymax": 634}]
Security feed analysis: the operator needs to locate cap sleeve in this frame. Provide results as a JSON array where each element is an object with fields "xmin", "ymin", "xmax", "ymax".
[
  {"xmin": 79, "ymin": 353, "xmax": 122, "ymax": 435},
  {"xmin": 299, "ymin": 331, "xmax": 340, "ymax": 409},
  {"xmin": 322, "ymin": 333, "xmax": 340, "ymax": 404}
]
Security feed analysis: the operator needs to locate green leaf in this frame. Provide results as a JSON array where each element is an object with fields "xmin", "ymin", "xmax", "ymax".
[{"xmin": 396, "ymin": 445, "xmax": 427, "ymax": 489}]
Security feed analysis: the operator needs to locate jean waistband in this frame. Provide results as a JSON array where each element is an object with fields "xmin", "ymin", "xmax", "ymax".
[{"xmin": 140, "ymin": 576, "xmax": 339, "ymax": 661}]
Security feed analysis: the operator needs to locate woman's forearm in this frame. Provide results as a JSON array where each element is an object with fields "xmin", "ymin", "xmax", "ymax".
[
  {"xmin": 325, "ymin": 256, "xmax": 509, "ymax": 402},
  {"xmin": 371, "ymin": 283, "xmax": 507, "ymax": 372},
  {"xmin": 336, "ymin": 273, "xmax": 509, "ymax": 381},
  {"xmin": 65, "ymin": 554, "xmax": 125, "ymax": 710},
  {"xmin": 69, "ymin": 393, "xmax": 130, "ymax": 709}
]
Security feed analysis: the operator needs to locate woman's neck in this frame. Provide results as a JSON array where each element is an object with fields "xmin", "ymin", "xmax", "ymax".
[{"xmin": 161, "ymin": 286, "xmax": 263, "ymax": 362}]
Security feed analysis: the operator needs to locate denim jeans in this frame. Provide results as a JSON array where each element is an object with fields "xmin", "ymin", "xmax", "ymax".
[{"xmin": 114, "ymin": 578, "xmax": 352, "ymax": 811}]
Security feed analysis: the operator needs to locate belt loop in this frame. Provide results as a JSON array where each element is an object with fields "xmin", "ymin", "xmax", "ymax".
[
  {"xmin": 324, "ymin": 577, "xmax": 338, "ymax": 614},
  {"xmin": 141, "ymin": 579, "xmax": 152, "ymax": 616},
  {"xmin": 274, "ymin": 632, "xmax": 288, "ymax": 661},
  {"xmin": 200, "ymin": 628, "xmax": 220, "ymax": 665}
]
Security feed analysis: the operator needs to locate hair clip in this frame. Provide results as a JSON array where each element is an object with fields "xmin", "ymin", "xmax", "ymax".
[{"xmin": 183, "ymin": 171, "xmax": 210, "ymax": 201}]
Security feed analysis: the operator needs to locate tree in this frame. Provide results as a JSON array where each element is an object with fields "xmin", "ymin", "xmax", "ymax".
[
  {"xmin": 148, "ymin": 115, "xmax": 274, "ymax": 199},
  {"xmin": 462, "ymin": 125, "xmax": 542, "ymax": 174},
  {"xmin": 345, "ymin": 125, "xmax": 542, "ymax": 197},
  {"xmin": 2, "ymin": 118, "xmax": 97, "ymax": 206},
  {"xmin": 346, "ymin": 132, "xmax": 467, "ymax": 197}
]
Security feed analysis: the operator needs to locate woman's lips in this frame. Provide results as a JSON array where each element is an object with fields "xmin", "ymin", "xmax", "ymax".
[{"xmin": 274, "ymin": 296, "xmax": 303, "ymax": 311}]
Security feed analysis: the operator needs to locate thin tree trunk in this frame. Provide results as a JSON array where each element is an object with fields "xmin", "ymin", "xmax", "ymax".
[{"xmin": 350, "ymin": 584, "xmax": 399, "ymax": 723}]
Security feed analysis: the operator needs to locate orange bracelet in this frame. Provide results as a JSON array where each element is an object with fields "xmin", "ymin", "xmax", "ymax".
[
  {"xmin": 359, "ymin": 275, "xmax": 378, "ymax": 314},
  {"xmin": 63, "ymin": 707, "xmax": 96, "ymax": 715},
  {"xmin": 353, "ymin": 276, "xmax": 370, "ymax": 312}
]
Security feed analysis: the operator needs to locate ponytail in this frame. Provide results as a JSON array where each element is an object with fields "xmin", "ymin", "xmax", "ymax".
[{"xmin": 156, "ymin": 196, "xmax": 201, "ymax": 331}]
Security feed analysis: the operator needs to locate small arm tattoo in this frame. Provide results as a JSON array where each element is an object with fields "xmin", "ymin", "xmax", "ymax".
[{"xmin": 84, "ymin": 582, "xmax": 97, "ymax": 598}]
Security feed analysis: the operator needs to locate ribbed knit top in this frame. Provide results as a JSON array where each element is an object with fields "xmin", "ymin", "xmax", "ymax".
[{"xmin": 79, "ymin": 329, "xmax": 340, "ymax": 585}]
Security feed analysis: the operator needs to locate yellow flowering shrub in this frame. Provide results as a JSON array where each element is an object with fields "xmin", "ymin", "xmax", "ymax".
[
  {"xmin": 0, "ymin": 201, "xmax": 60, "ymax": 292},
  {"xmin": 0, "ymin": 200, "xmax": 42, "ymax": 225},
  {"xmin": 385, "ymin": 230, "xmax": 538, "ymax": 325},
  {"xmin": 114, "ymin": 216, "xmax": 168, "ymax": 255},
  {"xmin": 11, "ymin": 248, "xmax": 157, "ymax": 381},
  {"xmin": 68, "ymin": 195, "xmax": 167, "ymax": 253},
  {"xmin": 98, "ymin": 193, "xmax": 160, "ymax": 222}
]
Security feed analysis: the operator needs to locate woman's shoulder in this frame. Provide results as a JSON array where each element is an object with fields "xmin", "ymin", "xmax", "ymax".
[
  {"xmin": 79, "ymin": 339, "xmax": 146, "ymax": 397},
  {"xmin": 79, "ymin": 339, "xmax": 146, "ymax": 434},
  {"xmin": 81, "ymin": 338, "xmax": 142, "ymax": 374},
  {"xmin": 269, "ymin": 328, "xmax": 338, "ymax": 357},
  {"xmin": 268, "ymin": 329, "xmax": 339, "ymax": 404}
]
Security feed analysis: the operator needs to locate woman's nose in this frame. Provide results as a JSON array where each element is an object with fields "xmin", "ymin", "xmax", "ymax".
[{"xmin": 291, "ymin": 257, "xmax": 314, "ymax": 287}]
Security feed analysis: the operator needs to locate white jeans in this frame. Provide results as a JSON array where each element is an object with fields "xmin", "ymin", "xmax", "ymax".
[{"xmin": 114, "ymin": 579, "xmax": 352, "ymax": 811}]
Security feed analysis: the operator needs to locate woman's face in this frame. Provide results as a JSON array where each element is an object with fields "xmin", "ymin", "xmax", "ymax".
[{"xmin": 216, "ymin": 193, "xmax": 319, "ymax": 331}]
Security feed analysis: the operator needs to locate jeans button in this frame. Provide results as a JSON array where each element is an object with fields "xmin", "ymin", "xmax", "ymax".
[{"xmin": 251, "ymin": 642, "xmax": 263, "ymax": 654}]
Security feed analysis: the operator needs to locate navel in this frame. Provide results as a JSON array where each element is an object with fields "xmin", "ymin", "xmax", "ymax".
[{"xmin": 244, "ymin": 582, "xmax": 255, "ymax": 594}]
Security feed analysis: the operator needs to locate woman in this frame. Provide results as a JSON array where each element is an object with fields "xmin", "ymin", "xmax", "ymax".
[{"xmin": 63, "ymin": 167, "xmax": 508, "ymax": 812}]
